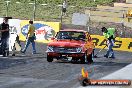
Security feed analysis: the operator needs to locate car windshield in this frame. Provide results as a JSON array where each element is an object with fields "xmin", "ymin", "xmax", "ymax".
[{"xmin": 55, "ymin": 31, "xmax": 86, "ymax": 41}]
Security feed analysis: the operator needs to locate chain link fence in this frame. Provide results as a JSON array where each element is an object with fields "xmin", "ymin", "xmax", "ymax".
[
  {"xmin": 0, "ymin": 0, "xmax": 83, "ymax": 21},
  {"xmin": 0, "ymin": 0, "xmax": 113, "ymax": 21}
]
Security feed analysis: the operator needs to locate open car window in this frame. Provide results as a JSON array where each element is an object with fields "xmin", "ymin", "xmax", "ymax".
[{"xmin": 55, "ymin": 31, "xmax": 86, "ymax": 41}]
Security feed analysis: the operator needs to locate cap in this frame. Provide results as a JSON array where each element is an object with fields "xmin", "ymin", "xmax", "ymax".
[
  {"xmin": 101, "ymin": 27, "xmax": 107, "ymax": 32},
  {"xmin": 29, "ymin": 20, "xmax": 33, "ymax": 24}
]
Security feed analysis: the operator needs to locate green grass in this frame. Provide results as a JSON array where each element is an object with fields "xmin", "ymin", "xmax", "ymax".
[{"xmin": 0, "ymin": 0, "xmax": 113, "ymax": 23}]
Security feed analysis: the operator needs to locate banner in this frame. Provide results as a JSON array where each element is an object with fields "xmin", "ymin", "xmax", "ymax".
[
  {"xmin": 19, "ymin": 20, "xmax": 60, "ymax": 43},
  {"xmin": 9, "ymin": 19, "xmax": 21, "ymax": 35},
  {"xmin": 9, "ymin": 19, "xmax": 21, "ymax": 51},
  {"xmin": 91, "ymin": 35, "xmax": 132, "ymax": 52}
]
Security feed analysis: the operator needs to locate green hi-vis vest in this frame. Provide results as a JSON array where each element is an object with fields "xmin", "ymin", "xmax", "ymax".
[{"xmin": 103, "ymin": 28, "xmax": 115, "ymax": 39}]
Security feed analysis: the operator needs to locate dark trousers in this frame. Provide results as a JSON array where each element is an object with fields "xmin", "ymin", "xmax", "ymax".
[
  {"xmin": 22, "ymin": 36, "xmax": 36, "ymax": 53},
  {"xmin": 1, "ymin": 38, "xmax": 8, "ymax": 54}
]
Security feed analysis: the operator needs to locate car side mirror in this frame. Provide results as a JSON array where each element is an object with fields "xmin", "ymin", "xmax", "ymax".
[{"xmin": 51, "ymin": 37, "xmax": 55, "ymax": 40}]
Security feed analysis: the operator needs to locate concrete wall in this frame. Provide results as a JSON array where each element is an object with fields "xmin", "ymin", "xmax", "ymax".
[
  {"xmin": 85, "ymin": 5, "xmax": 132, "ymax": 28},
  {"xmin": 114, "ymin": 3, "xmax": 132, "ymax": 7},
  {"xmin": 126, "ymin": 0, "xmax": 132, "ymax": 3}
]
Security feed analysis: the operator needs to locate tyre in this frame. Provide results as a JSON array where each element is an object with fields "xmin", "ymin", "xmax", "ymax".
[
  {"xmin": 47, "ymin": 54, "xmax": 53, "ymax": 62},
  {"xmin": 81, "ymin": 53, "xmax": 87, "ymax": 64},
  {"xmin": 87, "ymin": 53, "xmax": 93, "ymax": 64},
  {"xmin": 71, "ymin": 58, "xmax": 79, "ymax": 63}
]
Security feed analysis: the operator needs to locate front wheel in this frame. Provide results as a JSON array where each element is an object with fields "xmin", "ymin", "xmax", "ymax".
[
  {"xmin": 87, "ymin": 53, "xmax": 93, "ymax": 64},
  {"xmin": 47, "ymin": 54, "xmax": 53, "ymax": 62},
  {"xmin": 81, "ymin": 53, "xmax": 87, "ymax": 64}
]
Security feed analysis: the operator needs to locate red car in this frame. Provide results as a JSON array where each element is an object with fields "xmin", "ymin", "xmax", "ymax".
[{"xmin": 46, "ymin": 29, "xmax": 95, "ymax": 63}]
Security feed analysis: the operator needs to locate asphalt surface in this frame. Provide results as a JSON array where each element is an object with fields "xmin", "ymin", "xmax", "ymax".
[{"xmin": 0, "ymin": 42, "xmax": 132, "ymax": 88}]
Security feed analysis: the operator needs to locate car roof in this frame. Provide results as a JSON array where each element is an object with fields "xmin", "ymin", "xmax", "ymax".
[{"xmin": 59, "ymin": 29, "xmax": 88, "ymax": 33}]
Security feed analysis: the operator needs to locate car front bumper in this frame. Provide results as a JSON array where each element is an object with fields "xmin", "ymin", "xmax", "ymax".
[{"xmin": 46, "ymin": 51, "xmax": 85, "ymax": 58}]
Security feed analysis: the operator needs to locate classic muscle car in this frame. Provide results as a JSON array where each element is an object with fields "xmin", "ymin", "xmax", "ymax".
[{"xmin": 46, "ymin": 29, "xmax": 95, "ymax": 64}]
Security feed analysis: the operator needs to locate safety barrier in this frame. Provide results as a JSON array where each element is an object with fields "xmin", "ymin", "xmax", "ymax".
[
  {"xmin": 19, "ymin": 20, "xmax": 61, "ymax": 43},
  {"xmin": 91, "ymin": 35, "xmax": 132, "ymax": 52}
]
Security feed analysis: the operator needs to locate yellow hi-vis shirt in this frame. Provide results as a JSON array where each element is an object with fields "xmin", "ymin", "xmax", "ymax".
[
  {"xmin": 103, "ymin": 28, "xmax": 115, "ymax": 39},
  {"xmin": 28, "ymin": 24, "xmax": 35, "ymax": 37}
]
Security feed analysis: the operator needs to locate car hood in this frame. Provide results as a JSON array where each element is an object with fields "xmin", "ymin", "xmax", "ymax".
[{"xmin": 48, "ymin": 40, "xmax": 84, "ymax": 47}]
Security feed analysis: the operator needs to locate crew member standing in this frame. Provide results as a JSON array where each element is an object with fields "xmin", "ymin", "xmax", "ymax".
[
  {"xmin": 0, "ymin": 17, "xmax": 9, "ymax": 56},
  {"xmin": 101, "ymin": 27, "xmax": 117, "ymax": 59},
  {"xmin": 21, "ymin": 20, "xmax": 36, "ymax": 54}
]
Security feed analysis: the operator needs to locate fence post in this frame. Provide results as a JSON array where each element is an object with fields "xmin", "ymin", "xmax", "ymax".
[
  {"xmin": 33, "ymin": 0, "xmax": 36, "ymax": 21},
  {"xmin": 5, "ymin": 1, "xmax": 10, "ymax": 17}
]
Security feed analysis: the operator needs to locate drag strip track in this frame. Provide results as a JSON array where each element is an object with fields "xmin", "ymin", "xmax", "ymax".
[{"xmin": 0, "ymin": 42, "xmax": 132, "ymax": 88}]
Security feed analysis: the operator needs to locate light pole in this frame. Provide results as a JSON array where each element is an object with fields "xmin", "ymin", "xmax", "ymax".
[
  {"xmin": 60, "ymin": 0, "xmax": 63, "ymax": 23},
  {"xmin": 60, "ymin": 4, "xmax": 63, "ymax": 23},
  {"xmin": 60, "ymin": 0, "xmax": 67, "ymax": 23},
  {"xmin": 122, "ymin": 10, "xmax": 126, "ymax": 37},
  {"xmin": 29, "ymin": 0, "xmax": 37, "ymax": 21},
  {"xmin": 33, "ymin": 0, "xmax": 37, "ymax": 21},
  {"xmin": 5, "ymin": 0, "xmax": 10, "ymax": 17}
]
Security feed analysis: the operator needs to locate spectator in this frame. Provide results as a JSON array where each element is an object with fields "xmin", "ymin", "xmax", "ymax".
[
  {"xmin": 0, "ymin": 17, "xmax": 9, "ymax": 56},
  {"xmin": 21, "ymin": 20, "xmax": 36, "ymax": 54}
]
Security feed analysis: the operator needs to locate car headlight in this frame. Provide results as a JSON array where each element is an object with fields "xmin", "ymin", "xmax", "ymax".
[
  {"xmin": 76, "ymin": 47, "xmax": 82, "ymax": 53},
  {"xmin": 47, "ymin": 46, "xmax": 54, "ymax": 52}
]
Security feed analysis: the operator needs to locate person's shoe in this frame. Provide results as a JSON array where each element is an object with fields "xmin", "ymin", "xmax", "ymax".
[
  {"xmin": 104, "ymin": 55, "xmax": 108, "ymax": 58},
  {"xmin": 32, "ymin": 52, "xmax": 36, "ymax": 54},
  {"xmin": 109, "ymin": 56, "xmax": 115, "ymax": 59},
  {"xmin": 88, "ymin": 62, "xmax": 93, "ymax": 64},
  {"xmin": 12, "ymin": 54, "xmax": 15, "ymax": 56},
  {"xmin": 21, "ymin": 50, "xmax": 25, "ymax": 54}
]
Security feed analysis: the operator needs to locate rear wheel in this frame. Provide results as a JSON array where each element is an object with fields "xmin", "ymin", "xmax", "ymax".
[{"xmin": 47, "ymin": 54, "xmax": 53, "ymax": 62}]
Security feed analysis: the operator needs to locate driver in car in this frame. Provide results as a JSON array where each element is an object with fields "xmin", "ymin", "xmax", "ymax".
[{"xmin": 61, "ymin": 32, "xmax": 71, "ymax": 39}]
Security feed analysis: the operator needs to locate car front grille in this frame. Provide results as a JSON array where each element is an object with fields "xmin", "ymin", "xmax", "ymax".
[{"xmin": 53, "ymin": 47, "xmax": 77, "ymax": 53}]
